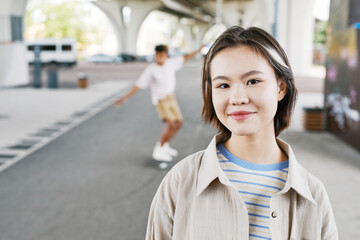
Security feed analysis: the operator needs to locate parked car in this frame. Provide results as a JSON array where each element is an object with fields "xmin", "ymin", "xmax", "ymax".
[
  {"xmin": 117, "ymin": 53, "xmax": 137, "ymax": 62},
  {"xmin": 138, "ymin": 54, "xmax": 154, "ymax": 62},
  {"xmin": 87, "ymin": 54, "xmax": 122, "ymax": 64}
]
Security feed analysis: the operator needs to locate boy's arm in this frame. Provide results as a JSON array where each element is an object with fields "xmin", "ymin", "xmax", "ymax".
[
  {"xmin": 183, "ymin": 44, "xmax": 206, "ymax": 61},
  {"xmin": 113, "ymin": 85, "xmax": 141, "ymax": 107}
]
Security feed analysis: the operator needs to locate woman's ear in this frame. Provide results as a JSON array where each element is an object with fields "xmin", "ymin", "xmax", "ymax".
[{"xmin": 277, "ymin": 80, "xmax": 287, "ymax": 101}]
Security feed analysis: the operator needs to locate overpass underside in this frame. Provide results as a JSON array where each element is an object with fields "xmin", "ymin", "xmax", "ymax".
[{"xmin": 1, "ymin": 0, "xmax": 316, "ymax": 87}]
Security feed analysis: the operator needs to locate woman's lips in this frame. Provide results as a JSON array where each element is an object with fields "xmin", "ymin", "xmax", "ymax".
[{"xmin": 228, "ymin": 111, "xmax": 255, "ymax": 120}]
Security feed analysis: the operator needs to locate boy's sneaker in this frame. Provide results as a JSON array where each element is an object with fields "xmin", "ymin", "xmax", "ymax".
[
  {"xmin": 152, "ymin": 143, "xmax": 173, "ymax": 162},
  {"xmin": 163, "ymin": 143, "xmax": 178, "ymax": 157}
]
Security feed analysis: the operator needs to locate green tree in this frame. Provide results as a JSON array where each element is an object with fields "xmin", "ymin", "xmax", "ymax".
[
  {"xmin": 314, "ymin": 19, "xmax": 327, "ymax": 46},
  {"xmin": 25, "ymin": 0, "xmax": 103, "ymax": 51}
]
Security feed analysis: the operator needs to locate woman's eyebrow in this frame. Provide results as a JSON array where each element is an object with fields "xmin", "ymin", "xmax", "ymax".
[
  {"xmin": 240, "ymin": 70, "xmax": 263, "ymax": 79},
  {"xmin": 212, "ymin": 75, "xmax": 230, "ymax": 81},
  {"xmin": 212, "ymin": 70, "xmax": 263, "ymax": 82}
]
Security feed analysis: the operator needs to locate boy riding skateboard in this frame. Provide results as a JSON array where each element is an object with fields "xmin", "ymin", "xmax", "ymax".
[{"xmin": 114, "ymin": 44, "xmax": 204, "ymax": 164}]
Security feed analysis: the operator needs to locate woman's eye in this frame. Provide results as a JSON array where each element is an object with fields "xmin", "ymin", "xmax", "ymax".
[
  {"xmin": 247, "ymin": 79, "xmax": 259, "ymax": 85},
  {"xmin": 217, "ymin": 83, "xmax": 229, "ymax": 89}
]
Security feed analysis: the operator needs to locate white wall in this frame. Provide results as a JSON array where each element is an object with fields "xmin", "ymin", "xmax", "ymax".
[
  {"xmin": 0, "ymin": 43, "xmax": 29, "ymax": 87},
  {"xmin": 0, "ymin": 0, "xmax": 13, "ymax": 42},
  {"xmin": 0, "ymin": 0, "xmax": 29, "ymax": 87}
]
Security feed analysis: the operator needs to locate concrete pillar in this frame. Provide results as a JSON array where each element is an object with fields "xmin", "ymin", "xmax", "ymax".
[
  {"xmin": 126, "ymin": 1, "xmax": 162, "ymax": 54},
  {"xmin": 11, "ymin": 0, "xmax": 27, "ymax": 16},
  {"xmin": 0, "ymin": 0, "xmax": 14, "ymax": 42},
  {"xmin": 193, "ymin": 23, "xmax": 210, "ymax": 47},
  {"xmin": 232, "ymin": 0, "xmax": 274, "ymax": 33},
  {"xmin": 0, "ymin": 0, "xmax": 27, "ymax": 42},
  {"xmin": 178, "ymin": 22, "xmax": 210, "ymax": 53},
  {"xmin": 277, "ymin": 0, "xmax": 290, "ymax": 48},
  {"xmin": 93, "ymin": 0, "xmax": 161, "ymax": 54},
  {"xmin": 92, "ymin": 1, "xmax": 124, "ymax": 54},
  {"xmin": 179, "ymin": 24, "xmax": 193, "ymax": 52},
  {"xmin": 0, "ymin": 16, "xmax": 11, "ymax": 42},
  {"xmin": 204, "ymin": 1, "xmax": 245, "ymax": 27},
  {"xmin": 222, "ymin": 1, "xmax": 251, "ymax": 27},
  {"xmin": 277, "ymin": 0, "xmax": 316, "ymax": 75}
]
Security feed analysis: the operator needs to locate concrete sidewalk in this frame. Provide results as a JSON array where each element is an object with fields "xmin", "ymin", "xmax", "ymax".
[
  {"xmin": 0, "ymin": 80, "xmax": 131, "ymax": 170},
  {"xmin": 280, "ymin": 131, "xmax": 360, "ymax": 239}
]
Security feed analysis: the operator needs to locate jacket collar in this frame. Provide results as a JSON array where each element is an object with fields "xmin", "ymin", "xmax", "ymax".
[
  {"xmin": 196, "ymin": 135, "xmax": 317, "ymax": 205},
  {"xmin": 276, "ymin": 138, "xmax": 317, "ymax": 205},
  {"xmin": 196, "ymin": 135, "xmax": 221, "ymax": 196}
]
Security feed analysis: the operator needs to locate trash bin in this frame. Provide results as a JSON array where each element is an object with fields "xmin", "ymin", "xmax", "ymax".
[
  {"xmin": 77, "ymin": 72, "xmax": 88, "ymax": 89},
  {"xmin": 303, "ymin": 107, "xmax": 324, "ymax": 131}
]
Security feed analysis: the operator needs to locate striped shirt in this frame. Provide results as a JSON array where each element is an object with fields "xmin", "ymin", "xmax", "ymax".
[{"xmin": 217, "ymin": 144, "xmax": 289, "ymax": 240}]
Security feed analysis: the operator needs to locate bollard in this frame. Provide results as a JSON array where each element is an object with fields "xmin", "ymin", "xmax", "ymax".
[
  {"xmin": 47, "ymin": 61, "xmax": 58, "ymax": 89},
  {"xmin": 77, "ymin": 72, "xmax": 88, "ymax": 89},
  {"xmin": 33, "ymin": 45, "xmax": 42, "ymax": 88}
]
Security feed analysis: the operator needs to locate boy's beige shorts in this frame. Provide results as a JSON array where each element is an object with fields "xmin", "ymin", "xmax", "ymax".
[{"xmin": 155, "ymin": 94, "xmax": 183, "ymax": 121}]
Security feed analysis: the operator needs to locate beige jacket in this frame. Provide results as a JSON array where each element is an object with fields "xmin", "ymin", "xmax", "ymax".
[{"xmin": 146, "ymin": 136, "xmax": 338, "ymax": 240}]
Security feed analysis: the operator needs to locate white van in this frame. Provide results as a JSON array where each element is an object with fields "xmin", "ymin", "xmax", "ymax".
[{"xmin": 25, "ymin": 38, "xmax": 77, "ymax": 66}]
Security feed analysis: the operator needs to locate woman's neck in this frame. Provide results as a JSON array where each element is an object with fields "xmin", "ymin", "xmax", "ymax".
[{"xmin": 223, "ymin": 132, "xmax": 287, "ymax": 165}]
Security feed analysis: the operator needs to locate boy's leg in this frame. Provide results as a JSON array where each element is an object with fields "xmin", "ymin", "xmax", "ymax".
[
  {"xmin": 153, "ymin": 119, "xmax": 177, "ymax": 162},
  {"xmin": 160, "ymin": 119, "xmax": 183, "ymax": 146},
  {"xmin": 155, "ymin": 94, "xmax": 183, "ymax": 149}
]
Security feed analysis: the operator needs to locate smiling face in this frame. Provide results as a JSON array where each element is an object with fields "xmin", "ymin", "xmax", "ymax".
[{"xmin": 210, "ymin": 46, "xmax": 286, "ymax": 137}]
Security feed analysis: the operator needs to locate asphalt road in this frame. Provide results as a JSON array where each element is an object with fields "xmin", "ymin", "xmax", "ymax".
[{"xmin": 0, "ymin": 61, "xmax": 216, "ymax": 240}]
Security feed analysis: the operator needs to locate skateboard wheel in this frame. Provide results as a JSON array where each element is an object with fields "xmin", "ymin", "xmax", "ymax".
[{"xmin": 159, "ymin": 162, "xmax": 168, "ymax": 169}]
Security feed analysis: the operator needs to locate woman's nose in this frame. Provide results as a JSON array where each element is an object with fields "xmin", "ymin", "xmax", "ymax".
[{"xmin": 229, "ymin": 85, "xmax": 249, "ymax": 105}]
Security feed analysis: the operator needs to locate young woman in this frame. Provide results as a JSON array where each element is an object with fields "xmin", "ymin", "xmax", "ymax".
[{"xmin": 145, "ymin": 26, "xmax": 338, "ymax": 240}]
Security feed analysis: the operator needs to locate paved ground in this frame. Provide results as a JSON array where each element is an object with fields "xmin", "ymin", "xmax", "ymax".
[
  {"xmin": 0, "ymin": 61, "xmax": 359, "ymax": 239},
  {"xmin": 0, "ymin": 81, "xmax": 130, "ymax": 148}
]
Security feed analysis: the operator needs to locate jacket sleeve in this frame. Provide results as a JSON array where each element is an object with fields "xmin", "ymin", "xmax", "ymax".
[
  {"xmin": 145, "ymin": 169, "xmax": 178, "ymax": 240},
  {"xmin": 321, "ymin": 186, "xmax": 338, "ymax": 240},
  {"xmin": 145, "ymin": 199, "xmax": 173, "ymax": 240}
]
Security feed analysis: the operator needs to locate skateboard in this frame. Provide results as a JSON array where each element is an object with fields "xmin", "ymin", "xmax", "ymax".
[
  {"xmin": 153, "ymin": 158, "xmax": 173, "ymax": 170},
  {"xmin": 156, "ymin": 161, "xmax": 170, "ymax": 170}
]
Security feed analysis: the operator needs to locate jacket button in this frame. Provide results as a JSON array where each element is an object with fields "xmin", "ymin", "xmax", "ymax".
[{"xmin": 271, "ymin": 211, "xmax": 277, "ymax": 218}]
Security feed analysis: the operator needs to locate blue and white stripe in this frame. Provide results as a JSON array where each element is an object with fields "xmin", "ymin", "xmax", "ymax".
[{"xmin": 217, "ymin": 144, "xmax": 289, "ymax": 240}]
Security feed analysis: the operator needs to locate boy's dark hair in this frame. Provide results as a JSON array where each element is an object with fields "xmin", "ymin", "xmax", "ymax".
[
  {"xmin": 155, "ymin": 44, "xmax": 168, "ymax": 53},
  {"xmin": 201, "ymin": 26, "xmax": 297, "ymax": 142}
]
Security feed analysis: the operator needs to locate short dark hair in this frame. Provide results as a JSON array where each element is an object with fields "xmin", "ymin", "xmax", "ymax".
[
  {"xmin": 201, "ymin": 26, "xmax": 297, "ymax": 141},
  {"xmin": 155, "ymin": 44, "xmax": 168, "ymax": 53}
]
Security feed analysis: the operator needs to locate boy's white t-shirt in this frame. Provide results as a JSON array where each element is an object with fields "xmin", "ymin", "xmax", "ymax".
[{"xmin": 135, "ymin": 57, "xmax": 184, "ymax": 105}]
